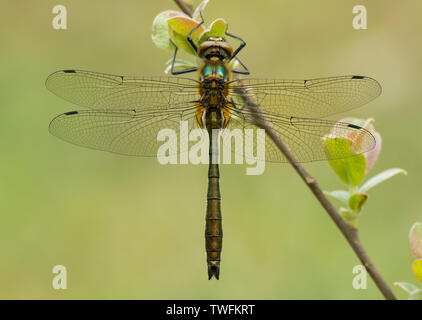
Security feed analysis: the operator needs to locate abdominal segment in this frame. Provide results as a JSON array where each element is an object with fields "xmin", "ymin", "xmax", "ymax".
[{"xmin": 194, "ymin": 102, "xmax": 234, "ymax": 129}]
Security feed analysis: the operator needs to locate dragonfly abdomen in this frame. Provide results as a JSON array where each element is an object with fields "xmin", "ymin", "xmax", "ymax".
[
  {"xmin": 205, "ymin": 159, "xmax": 222, "ymax": 280},
  {"xmin": 204, "ymin": 121, "xmax": 223, "ymax": 280}
]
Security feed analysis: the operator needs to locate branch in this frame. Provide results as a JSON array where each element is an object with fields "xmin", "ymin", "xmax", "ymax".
[
  {"xmin": 236, "ymin": 84, "xmax": 396, "ymax": 300},
  {"xmin": 174, "ymin": 0, "xmax": 194, "ymax": 16},
  {"xmin": 173, "ymin": 0, "xmax": 396, "ymax": 300}
]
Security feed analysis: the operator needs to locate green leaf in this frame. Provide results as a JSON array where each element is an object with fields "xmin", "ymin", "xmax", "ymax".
[
  {"xmin": 410, "ymin": 289, "xmax": 422, "ymax": 300},
  {"xmin": 412, "ymin": 259, "xmax": 422, "ymax": 283},
  {"xmin": 164, "ymin": 59, "xmax": 198, "ymax": 74},
  {"xmin": 192, "ymin": 0, "xmax": 210, "ymax": 21},
  {"xmin": 209, "ymin": 18, "xmax": 227, "ymax": 36},
  {"xmin": 152, "ymin": 10, "xmax": 187, "ymax": 51},
  {"xmin": 198, "ymin": 18, "xmax": 227, "ymax": 44},
  {"xmin": 325, "ymin": 137, "xmax": 366, "ymax": 187},
  {"xmin": 410, "ymin": 222, "xmax": 422, "ymax": 259},
  {"xmin": 231, "ymin": 93, "xmax": 244, "ymax": 106},
  {"xmin": 324, "ymin": 190, "xmax": 350, "ymax": 204},
  {"xmin": 394, "ymin": 281, "xmax": 421, "ymax": 294},
  {"xmin": 348, "ymin": 193, "xmax": 368, "ymax": 212},
  {"xmin": 167, "ymin": 16, "xmax": 206, "ymax": 56},
  {"xmin": 359, "ymin": 168, "xmax": 407, "ymax": 193},
  {"xmin": 230, "ymin": 58, "xmax": 241, "ymax": 70},
  {"xmin": 339, "ymin": 208, "xmax": 358, "ymax": 228}
]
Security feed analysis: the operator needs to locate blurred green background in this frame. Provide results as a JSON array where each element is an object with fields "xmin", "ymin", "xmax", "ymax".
[{"xmin": 0, "ymin": 0, "xmax": 420, "ymax": 299}]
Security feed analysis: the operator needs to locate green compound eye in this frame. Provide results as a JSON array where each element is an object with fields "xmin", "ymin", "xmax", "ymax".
[
  {"xmin": 215, "ymin": 65, "xmax": 226, "ymax": 78},
  {"xmin": 203, "ymin": 65, "xmax": 213, "ymax": 77}
]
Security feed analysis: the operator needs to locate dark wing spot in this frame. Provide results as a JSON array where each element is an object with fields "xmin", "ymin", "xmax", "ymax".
[
  {"xmin": 348, "ymin": 123, "xmax": 362, "ymax": 129},
  {"xmin": 64, "ymin": 111, "xmax": 78, "ymax": 116},
  {"xmin": 352, "ymin": 75, "xmax": 364, "ymax": 79},
  {"xmin": 63, "ymin": 70, "xmax": 76, "ymax": 73}
]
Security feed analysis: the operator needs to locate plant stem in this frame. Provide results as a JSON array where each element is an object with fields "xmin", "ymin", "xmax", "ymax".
[
  {"xmin": 173, "ymin": 0, "xmax": 194, "ymax": 16},
  {"xmin": 173, "ymin": 0, "xmax": 396, "ymax": 300},
  {"xmin": 239, "ymin": 83, "xmax": 396, "ymax": 299}
]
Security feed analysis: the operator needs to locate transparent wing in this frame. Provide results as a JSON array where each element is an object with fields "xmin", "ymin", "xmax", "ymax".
[
  {"xmin": 49, "ymin": 107, "xmax": 203, "ymax": 157},
  {"xmin": 225, "ymin": 109, "xmax": 375, "ymax": 163},
  {"xmin": 229, "ymin": 75, "xmax": 381, "ymax": 118},
  {"xmin": 47, "ymin": 71, "xmax": 380, "ymax": 161},
  {"xmin": 46, "ymin": 69, "xmax": 200, "ymax": 110}
]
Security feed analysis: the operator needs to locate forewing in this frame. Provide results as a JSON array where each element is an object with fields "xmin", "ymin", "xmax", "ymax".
[
  {"xmin": 230, "ymin": 76, "xmax": 381, "ymax": 118},
  {"xmin": 46, "ymin": 69, "xmax": 200, "ymax": 110}
]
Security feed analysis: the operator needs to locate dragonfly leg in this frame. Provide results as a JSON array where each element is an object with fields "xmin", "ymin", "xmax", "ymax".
[
  {"xmin": 225, "ymin": 24, "xmax": 247, "ymax": 61},
  {"xmin": 231, "ymin": 57, "xmax": 250, "ymax": 75},
  {"xmin": 187, "ymin": 12, "xmax": 205, "ymax": 53},
  {"xmin": 169, "ymin": 39, "xmax": 198, "ymax": 75}
]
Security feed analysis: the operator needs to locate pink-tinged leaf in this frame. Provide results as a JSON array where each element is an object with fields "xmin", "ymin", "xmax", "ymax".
[
  {"xmin": 412, "ymin": 259, "xmax": 422, "ymax": 283},
  {"xmin": 351, "ymin": 119, "xmax": 375, "ymax": 153},
  {"xmin": 336, "ymin": 118, "xmax": 367, "ymax": 146},
  {"xmin": 410, "ymin": 222, "xmax": 422, "ymax": 259},
  {"xmin": 167, "ymin": 16, "xmax": 205, "ymax": 37},
  {"xmin": 365, "ymin": 132, "xmax": 382, "ymax": 173},
  {"xmin": 152, "ymin": 10, "xmax": 188, "ymax": 51},
  {"xmin": 167, "ymin": 16, "xmax": 206, "ymax": 55}
]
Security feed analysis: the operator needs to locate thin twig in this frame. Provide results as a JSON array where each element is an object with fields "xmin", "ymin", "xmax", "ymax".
[
  {"xmin": 173, "ymin": 0, "xmax": 194, "ymax": 16},
  {"xmin": 236, "ymin": 86, "xmax": 396, "ymax": 299},
  {"xmin": 173, "ymin": 0, "xmax": 396, "ymax": 300}
]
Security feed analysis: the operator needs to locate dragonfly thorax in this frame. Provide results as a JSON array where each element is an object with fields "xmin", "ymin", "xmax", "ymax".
[
  {"xmin": 196, "ymin": 38, "xmax": 233, "ymax": 130},
  {"xmin": 196, "ymin": 61, "xmax": 232, "ymax": 130},
  {"xmin": 199, "ymin": 75, "xmax": 227, "ymax": 107}
]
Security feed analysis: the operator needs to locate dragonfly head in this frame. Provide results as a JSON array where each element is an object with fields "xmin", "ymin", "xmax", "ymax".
[{"xmin": 198, "ymin": 36, "xmax": 233, "ymax": 61}]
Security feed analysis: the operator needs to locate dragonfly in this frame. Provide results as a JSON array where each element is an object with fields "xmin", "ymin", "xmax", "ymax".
[{"xmin": 46, "ymin": 21, "xmax": 381, "ymax": 280}]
